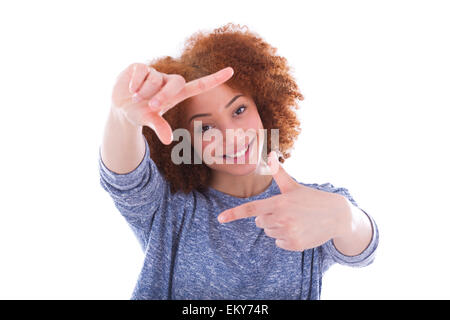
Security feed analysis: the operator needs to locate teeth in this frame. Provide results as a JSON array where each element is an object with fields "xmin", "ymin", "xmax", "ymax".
[{"xmin": 225, "ymin": 142, "xmax": 250, "ymax": 158}]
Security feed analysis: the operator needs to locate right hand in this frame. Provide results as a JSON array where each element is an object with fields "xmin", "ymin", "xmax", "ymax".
[{"xmin": 111, "ymin": 63, "xmax": 234, "ymax": 145}]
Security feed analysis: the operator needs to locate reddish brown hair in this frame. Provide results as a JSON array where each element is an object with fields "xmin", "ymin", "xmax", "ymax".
[{"xmin": 143, "ymin": 23, "xmax": 304, "ymax": 194}]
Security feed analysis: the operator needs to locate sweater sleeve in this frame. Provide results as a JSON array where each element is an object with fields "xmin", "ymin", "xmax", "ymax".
[{"xmin": 98, "ymin": 134, "xmax": 170, "ymax": 250}]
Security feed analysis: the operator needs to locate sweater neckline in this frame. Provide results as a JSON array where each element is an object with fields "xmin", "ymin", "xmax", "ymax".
[{"xmin": 205, "ymin": 176, "xmax": 279, "ymax": 202}]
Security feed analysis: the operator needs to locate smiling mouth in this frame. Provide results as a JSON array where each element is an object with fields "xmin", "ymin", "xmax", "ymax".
[{"xmin": 222, "ymin": 138, "xmax": 255, "ymax": 159}]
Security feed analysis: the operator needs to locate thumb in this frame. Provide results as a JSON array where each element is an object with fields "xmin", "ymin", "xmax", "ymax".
[
  {"xmin": 267, "ymin": 150, "xmax": 299, "ymax": 194},
  {"xmin": 145, "ymin": 113, "xmax": 173, "ymax": 145}
]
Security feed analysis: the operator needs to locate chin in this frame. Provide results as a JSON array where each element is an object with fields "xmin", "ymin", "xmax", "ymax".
[{"xmin": 208, "ymin": 163, "xmax": 259, "ymax": 176}]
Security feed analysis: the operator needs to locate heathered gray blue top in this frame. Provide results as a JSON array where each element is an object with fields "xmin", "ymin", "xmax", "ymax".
[{"xmin": 98, "ymin": 134, "xmax": 379, "ymax": 300}]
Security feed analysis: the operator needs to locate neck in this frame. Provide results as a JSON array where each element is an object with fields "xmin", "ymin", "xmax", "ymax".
[{"xmin": 209, "ymin": 168, "xmax": 273, "ymax": 198}]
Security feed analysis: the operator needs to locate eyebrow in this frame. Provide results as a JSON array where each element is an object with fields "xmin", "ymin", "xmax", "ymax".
[{"xmin": 188, "ymin": 94, "xmax": 244, "ymax": 124}]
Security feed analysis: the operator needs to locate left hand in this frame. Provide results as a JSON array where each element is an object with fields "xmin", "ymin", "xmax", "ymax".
[{"xmin": 217, "ymin": 151, "xmax": 352, "ymax": 251}]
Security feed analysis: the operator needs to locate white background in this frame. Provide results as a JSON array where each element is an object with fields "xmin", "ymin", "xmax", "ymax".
[{"xmin": 0, "ymin": 0, "xmax": 449, "ymax": 299}]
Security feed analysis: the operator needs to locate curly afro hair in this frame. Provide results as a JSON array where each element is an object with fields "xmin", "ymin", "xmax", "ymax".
[{"xmin": 143, "ymin": 23, "xmax": 304, "ymax": 195}]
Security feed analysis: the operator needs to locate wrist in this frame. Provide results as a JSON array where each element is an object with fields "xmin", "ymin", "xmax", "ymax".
[{"xmin": 109, "ymin": 105, "xmax": 141, "ymax": 131}]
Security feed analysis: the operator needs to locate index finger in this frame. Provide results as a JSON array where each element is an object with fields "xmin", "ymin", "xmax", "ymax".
[
  {"xmin": 181, "ymin": 67, "xmax": 234, "ymax": 100},
  {"xmin": 156, "ymin": 66, "xmax": 234, "ymax": 116},
  {"xmin": 217, "ymin": 196, "xmax": 280, "ymax": 223}
]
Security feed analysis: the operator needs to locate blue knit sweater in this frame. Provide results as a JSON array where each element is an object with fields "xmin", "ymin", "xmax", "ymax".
[{"xmin": 98, "ymin": 135, "xmax": 379, "ymax": 299}]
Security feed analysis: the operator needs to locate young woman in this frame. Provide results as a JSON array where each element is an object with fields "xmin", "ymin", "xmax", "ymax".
[{"xmin": 99, "ymin": 23, "xmax": 379, "ymax": 300}]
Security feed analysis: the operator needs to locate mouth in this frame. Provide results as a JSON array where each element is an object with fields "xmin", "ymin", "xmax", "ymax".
[{"xmin": 222, "ymin": 138, "xmax": 255, "ymax": 160}]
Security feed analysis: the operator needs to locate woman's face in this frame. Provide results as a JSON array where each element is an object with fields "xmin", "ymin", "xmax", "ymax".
[{"xmin": 182, "ymin": 84, "xmax": 265, "ymax": 176}]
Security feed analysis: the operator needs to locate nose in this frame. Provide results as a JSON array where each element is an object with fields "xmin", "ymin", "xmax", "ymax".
[{"xmin": 221, "ymin": 127, "xmax": 254, "ymax": 155}]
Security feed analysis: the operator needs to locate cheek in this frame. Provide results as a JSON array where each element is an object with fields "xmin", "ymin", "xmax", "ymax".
[
  {"xmin": 246, "ymin": 108, "xmax": 264, "ymax": 130},
  {"xmin": 202, "ymin": 140, "xmax": 212, "ymax": 154},
  {"xmin": 193, "ymin": 137, "xmax": 218, "ymax": 157}
]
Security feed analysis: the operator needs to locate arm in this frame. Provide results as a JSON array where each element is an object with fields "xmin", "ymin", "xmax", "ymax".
[
  {"xmin": 322, "ymin": 184, "xmax": 379, "ymax": 269},
  {"xmin": 300, "ymin": 182, "xmax": 379, "ymax": 271},
  {"xmin": 98, "ymin": 107, "xmax": 169, "ymax": 250},
  {"xmin": 333, "ymin": 197, "xmax": 374, "ymax": 256}
]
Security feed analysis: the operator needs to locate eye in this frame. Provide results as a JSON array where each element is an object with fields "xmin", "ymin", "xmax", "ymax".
[
  {"xmin": 233, "ymin": 104, "xmax": 247, "ymax": 116},
  {"xmin": 201, "ymin": 124, "xmax": 213, "ymax": 133}
]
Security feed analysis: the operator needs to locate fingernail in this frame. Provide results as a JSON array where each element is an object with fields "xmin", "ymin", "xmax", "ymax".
[
  {"xmin": 218, "ymin": 214, "xmax": 226, "ymax": 223},
  {"xmin": 149, "ymin": 97, "xmax": 160, "ymax": 110},
  {"xmin": 132, "ymin": 92, "xmax": 141, "ymax": 103}
]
